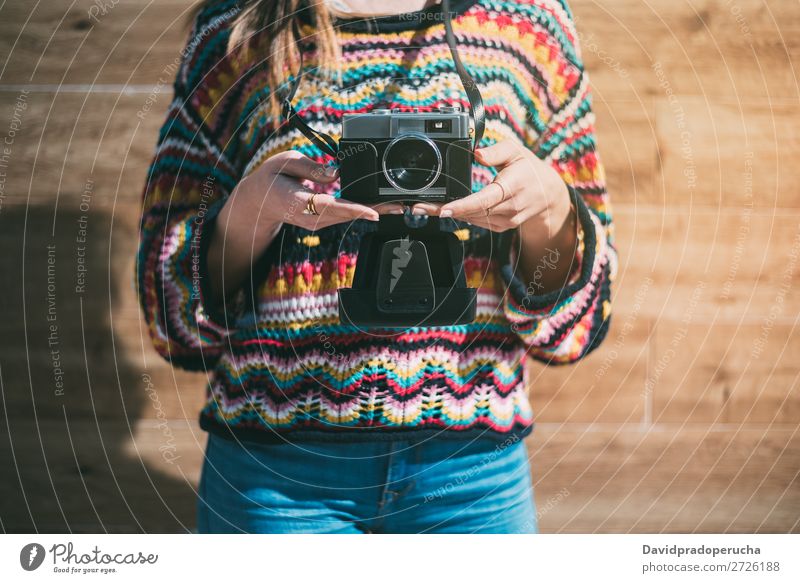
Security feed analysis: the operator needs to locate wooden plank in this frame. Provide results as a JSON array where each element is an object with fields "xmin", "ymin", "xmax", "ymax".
[
  {"xmin": 571, "ymin": 0, "xmax": 800, "ymax": 101},
  {"xmin": 0, "ymin": 198, "xmax": 142, "ymax": 317},
  {"xmin": 529, "ymin": 425, "xmax": 800, "ymax": 533},
  {"xmin": 0, "ymin": 198, "xmax": 183, "ymax": 326},
  {"xmin": 593, "ymin": 97, "xmax": 657, "ymax": 204},
  {"xmin": 0, "ymin": 91, "xmax": 167, "ymax": 206},
  {"xmin": 655, "ymin": 97, "xmax": 800, "ymax": 207},
  {"xmin": 611, "ymin": 209, "xmax": 800, "ymax": 322},
  {"xmin": 651, "ymin": 321, "xmax": 800, "ymax": 424},
  {"xmin": 0, "ymin": 419, "xmax": 205, "ymax": 533},
  {"xmin": 0, "ymin": 201, "xmax": 208, "ymax": 420},
  {"xmin": 525, "ymin": 207, "xmax": 800, "ymax": 424},
  {"xmin": 1, "ymin": 420, "xmax": 797, "ymax": 532},
  {"xmin": 527, "ymin": 316, "xmax": 651, "ymax": 424},
  {"xmin": 0, "ymin": 0, "xmax": 197, "ymax": 85},
  {"xmin": 0, "ymin": 348, "xmax": 208, "ymax": 422}
]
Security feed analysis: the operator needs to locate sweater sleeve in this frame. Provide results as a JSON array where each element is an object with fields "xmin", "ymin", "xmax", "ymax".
[
  {"xmin": 135, "ymin": 5, "xmax": 244, "ymax": 371},
  {"xmin": 498, "ymin": 2, "xmax": 618, "ymax": 364}
]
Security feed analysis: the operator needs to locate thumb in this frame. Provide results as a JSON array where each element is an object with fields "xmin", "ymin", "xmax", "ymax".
[{"xmin": 475, "ymin": 139, "xmax": 524, "ymax": 167}]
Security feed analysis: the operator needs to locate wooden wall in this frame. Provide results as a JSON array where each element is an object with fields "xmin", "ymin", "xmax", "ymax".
[{"xmin": 0, "ymin": 0, "xmax": 798, "ymax": 533}]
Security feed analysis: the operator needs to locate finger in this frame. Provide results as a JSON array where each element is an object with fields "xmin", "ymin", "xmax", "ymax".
[
  {"xmin": 296, "ymin": 215, "xmax": 350, "ymax": 231},
  {"xmin": 474, "ymin": 139, "xmax": 525, "ymax": 168},
  {"xmin": 269, "ymin": 150, "xmax": 339, "ymax": 183},
  {"xmin": 439, "ymin": 182, "xmax": 506, "ymax": 218},
  {"xmin": 462, "ymin": 206, "xmax": 531, "ymax": 231},
  {"xmin": 370, "ymin": 202, "xmax": 407, "ymax": 215},
  {"xmin": 310, "ymin": 193, "xmax": 380, "ymax": 221},
  {"xmin": 410, "ymin": 202, "xmax": 443, "ymax": 216},
  {"xmin": 300, "ymin": 206, "xmax": 398, "ymax": 230},
  {"xmin": 455, "ymin": 215, "xmax": 509, "ymax": 233},
  {"xmin": 291, "ymin": 207, "xmax": 374, "ymax": 232},
  {"xmin": 455, "ymin": 190, "xmax": 531, "ymax": 219}
]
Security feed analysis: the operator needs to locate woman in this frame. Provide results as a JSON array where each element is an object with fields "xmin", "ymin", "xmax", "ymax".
[{"xmin": 136, "ymin": 0, "xmax": 616, "ymax": 533}]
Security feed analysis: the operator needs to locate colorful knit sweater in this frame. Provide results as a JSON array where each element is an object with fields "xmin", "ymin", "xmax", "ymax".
[{"xmin": 136, "ymin": 0, "xmax": 617, "ymax": 444}]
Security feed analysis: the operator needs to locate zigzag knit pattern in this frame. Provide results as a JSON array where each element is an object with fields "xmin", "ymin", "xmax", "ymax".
[{"xmin": 136, "ymin": 0, "xmax": 617, "ymax": 443}]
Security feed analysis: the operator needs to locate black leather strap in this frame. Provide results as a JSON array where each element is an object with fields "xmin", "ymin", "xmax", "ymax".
[
  {"xmin": 441, "ymin": 0, "xmax": 484, "ymax": 149},
  {"xmin": 281, "ymin": 20, "xmax": 339, "ymax": 159},
  {"xmin": 282, "ymin": 2, "xmax": 485, "ymax": 155}
]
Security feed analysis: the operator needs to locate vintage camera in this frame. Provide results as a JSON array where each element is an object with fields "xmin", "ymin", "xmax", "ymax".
[
  {"xmin": 336, "ymin": 105, "xmax": 477, "ymax": 328},
  {"xmin": 282, "ymin": 0, "xmax": 484, "ymax": 328},
  {"xmin": 338, "ymin": 106, "xmax": 473, "ymax": 204}
]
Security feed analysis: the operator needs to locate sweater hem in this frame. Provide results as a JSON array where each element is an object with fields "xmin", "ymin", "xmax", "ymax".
[{"xmin": 199, "ymin": 413, "xmax": 534, "ymax": 445}]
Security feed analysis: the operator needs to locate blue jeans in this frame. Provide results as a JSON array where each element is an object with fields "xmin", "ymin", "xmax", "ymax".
[{"xmin": 196, "ymin": 432, "xmax": 538, "ymax": 534}]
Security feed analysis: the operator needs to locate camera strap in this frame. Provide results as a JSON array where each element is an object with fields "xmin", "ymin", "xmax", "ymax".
[
  {"xmin": 281, "ymin": 19, "xmax": 340, "ymax": 159},
  {"xmin": 282, "ymin": 0, "xmax": 485, "ymax": 157},
  {"xmin": 441, "ymin": 0, "xmax": 484, "ymax": 148}
]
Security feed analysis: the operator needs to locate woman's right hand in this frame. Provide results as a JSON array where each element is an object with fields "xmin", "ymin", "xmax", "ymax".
[
  {"xmin": 235, "ymin": 150, "xmax": 402, "ymax": 230},
  {"xmin": 206, "ymin": 150, "xmax": 403, "ymax": 307}
]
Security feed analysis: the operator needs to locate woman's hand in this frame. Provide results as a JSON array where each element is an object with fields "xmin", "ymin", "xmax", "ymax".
[
  {"xmin": 411, "ymin": 138, "xmax": 571, "ymax": 237},
  {"xmin": 231, "ymin": 149, "xmax": 403, "ymax": 230},
  {"xmin": 207, "ymin": 150, "xmax": 403, "ymax": 305},
  {"xmin": 412, "ymin": 137, "xmax": 580, "ymax": 295}
]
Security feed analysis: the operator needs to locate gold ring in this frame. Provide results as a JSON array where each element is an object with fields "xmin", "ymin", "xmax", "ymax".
[
  {"xmin": 492, "ymin": 177, "xmax": 508, "ymax": 203},
  {"xmin": 303, "ymin": 192, "xmax": 319, "ymax": 216}
]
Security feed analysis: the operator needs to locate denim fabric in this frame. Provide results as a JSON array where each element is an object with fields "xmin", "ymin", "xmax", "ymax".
[{"xmin": 196, "ymin": 432, "xmax": 538, "ymax": 534}]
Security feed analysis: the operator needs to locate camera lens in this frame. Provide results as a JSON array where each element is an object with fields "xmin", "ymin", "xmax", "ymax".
[{"xmin": 383, "ymin": 134, "xmax": 442, "ymax": 192}]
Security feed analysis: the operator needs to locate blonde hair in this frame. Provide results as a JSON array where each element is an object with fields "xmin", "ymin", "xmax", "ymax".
[{"xmin": 192, "ymin": 1, "xmax": 340, "ymax": 118}]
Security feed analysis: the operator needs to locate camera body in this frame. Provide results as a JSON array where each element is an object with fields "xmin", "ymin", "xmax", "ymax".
[{"xmin": 338, "ymin": 106, "xmax": 473, "ymax": 204}]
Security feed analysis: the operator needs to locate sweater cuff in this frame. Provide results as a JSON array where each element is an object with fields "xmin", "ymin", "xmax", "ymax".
[
  {"xmin": 500, "ymin": 185, "xmax": 597, "ymax": 317},
  {"xmin": 195, "ymin": 197, "xmax": 245, "ymax": 332}
]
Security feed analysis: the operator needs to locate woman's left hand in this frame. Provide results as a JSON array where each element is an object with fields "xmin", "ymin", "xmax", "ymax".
[{"xmin": 411, "ymin": 137, "xmax": 572, "ymax": 241}]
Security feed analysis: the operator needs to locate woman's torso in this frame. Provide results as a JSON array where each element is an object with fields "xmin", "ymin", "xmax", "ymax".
[{"xmin": 193, "ymin": 0, "xmax": 578, "ymax": 442}]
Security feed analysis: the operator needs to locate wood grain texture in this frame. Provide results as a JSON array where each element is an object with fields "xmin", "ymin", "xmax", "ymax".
[
  {"xmin": 528, "ymin": 315, "xmax": 651, "ymax": 424},
  {"xmin": 571, "ymin": 0, "xmax": 800, "ymax": 101},
  {"xmin": 593, "ymin": 97, "xmax": 657, "ymax": 204},
  {"xmin": 530, "ymin": 424, "xmax": 800, "ymax": 533},
  {"xmin": 0, "ymin": 0, "xmax": 197, "ymax": 86},
  {"xmin": 0, "ymin": 419, "xmax": 204, "ymax": 533},
  {"xmin": 651, "ymin": 321, "xmax": 800, "ymax": 424},
  {"xmin": 654, "ymin": 97, "xmax": 800, "ymax": 208},
  {"xmin": 0, "ymin": 202, "xmax": 208, "ymax": 421},
  {"xmin": 612, "ymin": 208, "xmax": 800, "ymax": 322},
  {"xmin": 0, "ymin": 92, "xmax": 167, "ymax": 205}
]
